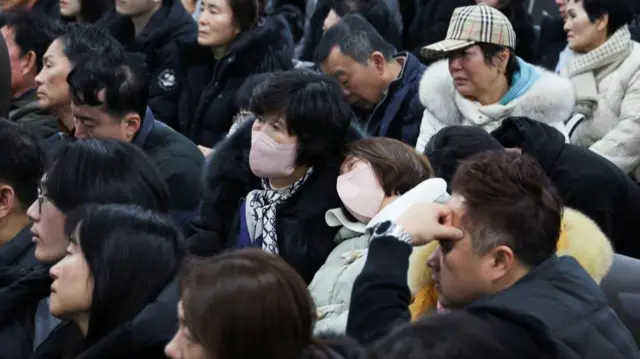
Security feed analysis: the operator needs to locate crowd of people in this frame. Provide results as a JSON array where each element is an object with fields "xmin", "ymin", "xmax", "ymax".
[{"xmin": 0, "ymin": 0, "xmax": 639, "ymax": 358}]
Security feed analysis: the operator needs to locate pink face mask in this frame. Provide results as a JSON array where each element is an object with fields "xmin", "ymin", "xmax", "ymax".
[
  {"xmin": 249, "ymin": 130, "xmax": 297, "ymax": 178},
  {"xmin": 337, "ymin": 162, "xmax": 385, "ymax": 223}
]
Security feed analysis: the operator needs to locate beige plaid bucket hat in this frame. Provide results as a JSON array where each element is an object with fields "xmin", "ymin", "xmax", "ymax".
[{"xmin": 421, "ymin": 4, "xmax": 516, "ymax": 59}]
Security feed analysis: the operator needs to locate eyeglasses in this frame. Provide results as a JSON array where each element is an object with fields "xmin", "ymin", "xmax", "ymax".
[{"xmin": 36, "ymin": 187, "xmax": 49, "ymax": 215}]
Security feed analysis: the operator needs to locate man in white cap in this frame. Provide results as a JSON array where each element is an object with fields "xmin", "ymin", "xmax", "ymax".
[{"xmin": 414, "ymin": 4, "xmax": 575, "ymax": 154}]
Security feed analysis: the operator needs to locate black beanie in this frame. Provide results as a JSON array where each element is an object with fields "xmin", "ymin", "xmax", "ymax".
[{"xmin": 424, "ymin": 126, "xmax": 503, "ymax": 189}]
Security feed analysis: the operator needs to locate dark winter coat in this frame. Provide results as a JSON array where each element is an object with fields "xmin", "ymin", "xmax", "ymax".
[
  {"xmin": 9, "ymin": 90, "xmax": 59, "ymax": 139},
  {"xmin": 535, "ymin": 16, "xmax": 567, "ymax": 71},
  {"xmin": 99, "ymin": 0, "xmax": 197, "ymax": 127},
  {"xmin": 491, "ymin": 117, "xmax": 640, "ymax": 259},
  {"xmin": 405, "ymin": 0, "xmax": 475, "ymax": 61},
  {"xmin": 357, "ymin": 52, "xmax": 425, "ymax": 146},
  {"xmin": 498, "ymin": 0, "xmax": 537, "ymax": 63},
  {"xmin": 347, "ymin": 235, "xmax": 639, "ymax": 358},
  {"xmin": 0, "ymin": 265, "xmax": 51, "ymax": 359},
  {"xmin": 32, "ymin": 0, "xmax": 59, "ymax": 18},
  {"xmin": 133, "ymin": 109, "xmax": 204, "ymax": 229},
  {"xmin": 32, "ymin": 280, "xmax": 179, "ymax": 359},
  {"xmin": 175, "ymin": 15, "xmax": 294, "ymax": 147},
  {"xmin": 187, "ymin": 119, "xmax": 364, "ymax": 284},
  {"xmin": 601, "ymin": 254, "xmax": 640, "ymax": 345}
]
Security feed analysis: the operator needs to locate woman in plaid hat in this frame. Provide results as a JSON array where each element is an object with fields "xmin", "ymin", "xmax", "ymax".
[{"xmin": 414, "ymin": 4, "xmax": 575, "ymax": 154}]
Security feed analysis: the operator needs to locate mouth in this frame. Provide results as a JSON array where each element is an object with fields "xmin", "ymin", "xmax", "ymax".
[
  {"xmin": 31, "ymin": 230, "xmax": 40, "ymax": 243},
  {"xmin": 50, "ymin": 285, "xmax": 56, "ymax": 293}
]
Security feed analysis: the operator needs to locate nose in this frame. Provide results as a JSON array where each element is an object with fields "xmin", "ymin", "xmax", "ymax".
[
  {"xmin": 427, "ymin": 246, "xmax": 442, "ymax": 270},
  {"xmin": 74, "ymin": 119, "xmax": 87, "ymax": 139},
  {"xmin": 164, "ymin": 334, "xmax": 180, "ymax": 359},
  {"xmin": 35, "ymin": 70, "xmax": 44, "ymax": 86},
  {"xmin": 49, "ymin": 263, "xmax": 60, "ymax": 280},
  {"xmin": 449, "ymin": 57, "xmax": 463, "ymax": 72},
  {"xmin": 26, "ymin": 199, "xmax": 40, "ymax": 222}
]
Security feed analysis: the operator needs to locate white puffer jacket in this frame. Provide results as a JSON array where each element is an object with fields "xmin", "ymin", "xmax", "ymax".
[
  {"xmin": 564, "ymin": 42, "xmax": 640, "ymax": 177},
  {"xmin": 415, "ymin": 60, "xmax": 576, "ymax": 153}
]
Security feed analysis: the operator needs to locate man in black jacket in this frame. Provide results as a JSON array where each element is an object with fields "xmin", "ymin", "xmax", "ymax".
[
  {"xmin": 67, "ymin": 51, "xmax": 204, "ymax": 230},
  {"xmin": 0, "ymin": 121, "xmax": 42, "ymax": 270},
  {"xmin": 101, "ymin": 0, "xmax": 197, "ymax": 127},
  {"xmin": 347, "ymin": 151, "xmax": 639, "ymax": 358},
  {"xmin": 315, "ymin": 14, "xmax": 425, "ymax": 146},
  {"xmin": 424, "ymin": 117, "xmax": 640, "ymax": 259}
]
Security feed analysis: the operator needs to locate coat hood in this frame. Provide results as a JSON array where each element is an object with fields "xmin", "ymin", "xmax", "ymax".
[
  {"xmin": 418, "ymin": 60, "xmax": 576, "ymax": 126},
  {"xmin": 407, "ymin": 207, "xmax": 614, "ymax": 318},
  {"xmin": 491, "ymin": 116, "xmax": 566, "ymax": 174}
]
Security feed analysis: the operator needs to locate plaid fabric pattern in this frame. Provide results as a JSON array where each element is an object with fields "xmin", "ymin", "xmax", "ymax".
[
  {"xmin": 421, "ymin": 5, "xmax": 516, "ymax": 59},
  {"xmin": 567, "ymin": 25, "xmax": 633, "ymax": 77}
]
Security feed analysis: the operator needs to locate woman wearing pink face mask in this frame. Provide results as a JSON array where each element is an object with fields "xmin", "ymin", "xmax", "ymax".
[
  {"xmin": 186, "ymin": 69, "xmax": 363, "ymax": 284},
  {"xmin": 308, "ymin": 137, "xmax": 447, "ymax": 334}
]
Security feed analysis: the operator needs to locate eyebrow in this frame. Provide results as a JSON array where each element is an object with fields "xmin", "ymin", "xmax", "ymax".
[{"xmin": 74, "ymin": 115, "xmax": 97, "ymax": 124}]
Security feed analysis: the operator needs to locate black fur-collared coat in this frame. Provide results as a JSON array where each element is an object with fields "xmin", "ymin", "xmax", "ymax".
[
  {"xmin": 187, "ymin": 120, "xmax": 364, "ymax": 284},
  {"xmin": 174, "ymin": 15, "xmax": 295, "ymax": 147}
]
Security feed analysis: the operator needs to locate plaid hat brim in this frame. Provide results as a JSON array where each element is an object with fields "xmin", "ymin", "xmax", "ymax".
[{"xmin": 421, "ymin": 39, "xmax": 477, "ymax": 59}]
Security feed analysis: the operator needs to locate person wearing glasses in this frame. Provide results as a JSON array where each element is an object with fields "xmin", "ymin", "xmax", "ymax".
[{"xmin": 0, "ymin": 138, "xmax": 170, "ymax": 359}]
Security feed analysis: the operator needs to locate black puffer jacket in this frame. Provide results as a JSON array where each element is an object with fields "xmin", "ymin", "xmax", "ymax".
[
  {"xmin": 99, "ymin": 0, "xmax": 197, "ymax": 127},
  {"xmin": 498, "ymin": 0, "xmax": 536, "ymax": 63},
  {"xmin": 32, "ymin": 280, "xmax": 179, "ymax": 359},
  {"xmin": 187, "ymin": 119, "xmax": 365, "ymax": 283},
  {"xmin": 175, "ymin": 15, "xmax": 294, "ymax": 147}
]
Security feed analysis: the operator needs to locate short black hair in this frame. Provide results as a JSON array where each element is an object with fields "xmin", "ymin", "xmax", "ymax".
[
  {"xmin": 249, "ymin": 69, "xmax": 353, "ymax": 167},
  {"xmin": 314, "ymin": 13, "xmax": 395, "ymax": 65},
  {"xmin": 68, "ymin": 51, "xmax": 149, "ymax": 120},
  {"xmin": 579, "ymin": 0, "xmax": 634, "ymax": 35},
  {"xmin": 44, "ymin": 138, "xmax": 170, "ymax": 214},
  {"xmin": 424, "ymin": 126, "xmax": 504, "ymax": 190},
  {"xmin": 0, "ymin": 121, "xmax": 44, "ymax": 208},
  {"xmin": 1, "ymin": 10, "xmax": 65, "ymax": 72},
  {"xmin": 58, "ymin": 23, "xmax": 125, "ymax": 67}
]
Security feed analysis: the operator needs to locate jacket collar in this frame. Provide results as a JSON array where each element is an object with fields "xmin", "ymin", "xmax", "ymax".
[
  {"xmin": 0, "ymin": 225, "xmax": 34, "ymax": 267},
  {"xmin": 132, "ymin": 108, "xmax": 156, "ymax": 148}
]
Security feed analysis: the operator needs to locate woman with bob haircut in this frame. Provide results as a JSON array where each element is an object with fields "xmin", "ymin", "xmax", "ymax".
[
  {"xmin": 33, "ymin": 203, "xmax": 183, "ymax": 358},
  {"xmin": 561, "ymin": 0, "xmax": 640, "ymax": 179},
  {"xmin": 187, "ymin": 69, "xmax": 363, "ymax": 284},
  {"xmin": 309, "ymin": 137, "xmax": 441, "ymax": 334},
  {"xmin": 165, "ymin": 249, "xmax": 360, "ymax": 359}
]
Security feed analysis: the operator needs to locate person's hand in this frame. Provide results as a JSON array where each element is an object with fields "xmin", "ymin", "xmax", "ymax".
[
  {"xmin": 198, "ymin": 145, "xmax": 214, "ymax": 157},
  {"xmin": 396, "ymin": 203, "xmax": 464, "ymax": 246}
]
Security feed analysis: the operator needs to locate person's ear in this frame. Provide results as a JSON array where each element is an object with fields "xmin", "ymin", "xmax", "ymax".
[
  {"xmin": 121, "ymin": 113, "xmax": 141, "ymax": 142},
  {"xmin": 20, "ymin": 50, "xmax": 37, "ymax": 76},
  {"xmin": 595, "ymin": 13, "xmax": 609, "ymax": 33},
  {"xmin": 487, "ymin": 245, "xmax": 515, "ymax": 280},
  {"xmin": 370, "ymin": 51, "xmax": 386, "ymax": 75},
  {"xmin": 496, "ymin": 49, "xmax": 510, "ymax": 73},
  {"xmin": 0, "ymin": 185, "xmax": 16, "ymax": 219}
]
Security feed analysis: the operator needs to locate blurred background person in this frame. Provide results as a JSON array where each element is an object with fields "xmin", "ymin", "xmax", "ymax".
[{"xmin": 560, "ymin": 0, "xmax": 640, "ymax": 180}]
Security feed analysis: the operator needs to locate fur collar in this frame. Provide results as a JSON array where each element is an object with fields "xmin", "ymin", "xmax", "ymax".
[
  {"xmin": 418, "ymin": 60, "xmax": 576, "ymax": 126},
  {"xmin": 178, "ymin": 15, "xmax": 293, "ymax": 74},
  {"xmin": 407, "ymin": 207, "xmax": 614, "ymax": 318}
]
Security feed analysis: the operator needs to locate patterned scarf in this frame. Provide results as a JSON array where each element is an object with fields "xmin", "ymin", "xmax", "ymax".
[
  {"xmin": 245, "ymin": 168, "xmax": 314, "ymax": 254},
  {"xmin": 566, "ymin": 25, "xmax": 633, "ymax": 117}
]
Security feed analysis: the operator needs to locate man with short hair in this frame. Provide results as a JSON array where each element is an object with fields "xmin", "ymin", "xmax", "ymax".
[
  {"xmin": 101, "ymin": 0, "xmax": 196, "ymax": 127},
  {"xmin": 1, "ymin": 10, "xmax": 63, "ymax": 138},
  {"xmin": 315, "ymin": 14, "xmax": 425, "ymax": 146},
  {"xmin": 0, "ymin": 121, "xmax": 42, "ymax": 269},
  {"xmin": 348, "ymin": 151, "xmax": 639, "ymax": 357},
  {"xmin": 67, "ymin": 52, "xmax": 204, "ymax": 229}
]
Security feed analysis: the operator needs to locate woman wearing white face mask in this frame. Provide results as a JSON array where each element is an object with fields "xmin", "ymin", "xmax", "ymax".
[
  {"xmin": 187, "ymin": 69, "xmax": 363, "ymax": 284},
  {"xmin": 560, "ymin": 0, "xmax": 640, "ymax": 179},
  {"xmin": 308, "ymin": 137, "xmax": 446, "ymax": 335}
]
